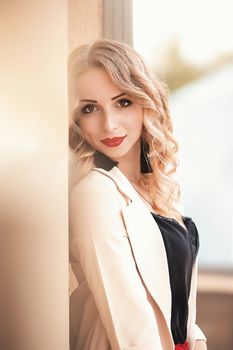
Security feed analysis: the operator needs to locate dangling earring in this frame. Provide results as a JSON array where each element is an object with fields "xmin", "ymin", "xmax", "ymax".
[{"xmin": 140, "ymin": 137, "xmax": 152, "ymax": 173}]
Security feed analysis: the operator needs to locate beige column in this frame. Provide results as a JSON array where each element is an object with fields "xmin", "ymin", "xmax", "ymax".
[
  {"xmin": 68, "ymin": 0, "xmax": 103, "ymax": 54},
  {"xmin": 0, "ymin": 1, "xmax": 69, "ymax": 349}
]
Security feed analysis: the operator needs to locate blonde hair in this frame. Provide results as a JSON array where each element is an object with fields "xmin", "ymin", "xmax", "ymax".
[{"xmin": 68, "ymin": 39, "xmax": 182, "ymax": 222}]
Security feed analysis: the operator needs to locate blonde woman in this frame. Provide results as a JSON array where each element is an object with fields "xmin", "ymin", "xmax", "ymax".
[{"xmin": 68, "ymin": 39, "xmax": 207, "ymax": 350}]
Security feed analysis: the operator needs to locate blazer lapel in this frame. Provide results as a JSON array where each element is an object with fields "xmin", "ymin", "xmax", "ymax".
[
  {"xmin": 122, "ymin": 200, "xmax": 172, "ymax": 327},
  {"xmin": 91, "ymin": 166, "xmax": 173, "ymax": 341}
]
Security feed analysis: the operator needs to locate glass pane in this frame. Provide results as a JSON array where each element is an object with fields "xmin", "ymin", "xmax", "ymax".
[{"xmin": 133, "ymin": 0, "xmax": 233, "ymax": 269}]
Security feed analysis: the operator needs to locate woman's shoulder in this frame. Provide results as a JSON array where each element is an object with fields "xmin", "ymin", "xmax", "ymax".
[
  {"xmin": 182, "ymin": 216, "xmax": 200, "ymax": 255},
  {"xmin": 72, "ymin": 168, "xmax": 116, "ymax": 193},
  {"xmin": 70, "ymin": 168, "xmax": 126, "ymax": 208}
]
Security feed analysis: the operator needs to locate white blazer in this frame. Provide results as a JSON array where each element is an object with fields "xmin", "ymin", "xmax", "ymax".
[{"xmin": 69, "ymin": 165, "xmax": 206, "ymax": 350}]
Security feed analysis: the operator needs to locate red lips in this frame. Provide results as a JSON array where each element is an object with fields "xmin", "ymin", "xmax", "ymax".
[{"xmin": 100, "ymin": 135, "xmax": 126, "ymax": 147}]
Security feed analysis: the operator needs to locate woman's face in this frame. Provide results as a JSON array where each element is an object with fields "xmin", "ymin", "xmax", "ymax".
[{"xmin": 75, "ymin": 68, "xmax": 143, "ymax": 163}]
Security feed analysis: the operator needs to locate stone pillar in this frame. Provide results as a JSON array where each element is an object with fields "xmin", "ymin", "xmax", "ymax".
[
  {"xmin": 68, "ymin": 0, "xmax": 103, "ymax": 54},
  {"xmin": 0, "ymin": 1, "xmax": 69, "ymax": 349}
]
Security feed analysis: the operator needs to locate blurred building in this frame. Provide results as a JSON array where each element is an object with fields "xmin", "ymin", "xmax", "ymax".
[
  {"xmin": 197, "ymin": 270, "xmax": 233, "ymax": 350},
  {"xmin": 171, "ymin": 63, "xmax": 233, "ymax": 269},
  {"xmin": 171, "ymin": 64, "xmax": 233, "ymax": 350}
]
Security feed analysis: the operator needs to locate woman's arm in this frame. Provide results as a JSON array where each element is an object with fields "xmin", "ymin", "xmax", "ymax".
[
  {"xmin": 70, "ymin": 175, "xmax": 163, "ymax": 350},
  {"xmin": 193, "ymin": 302, "xmax": 207, "ymax": 349}
]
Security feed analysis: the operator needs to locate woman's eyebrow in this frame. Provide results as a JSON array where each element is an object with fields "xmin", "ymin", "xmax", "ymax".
[
  {"xmin": 80, "ymin": 99, "xmax": 97, "ymax": 103},
  {"xmin": 111, "ymin": 93, "xmax": 126, "ymax": 100},
  {"xmin": 80, "ymin": 93, "xmax": 126, "ymax": 103}
]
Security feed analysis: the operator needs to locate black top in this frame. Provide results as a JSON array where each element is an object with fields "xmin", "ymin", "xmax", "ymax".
[{"xmin": 150, "ymin": 212, "xmax": 199, "ymax": 345}]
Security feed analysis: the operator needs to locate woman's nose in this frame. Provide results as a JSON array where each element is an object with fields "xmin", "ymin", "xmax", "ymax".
[{"xmin": 102, "ymin": 111, "xmax": 118, "ymax": 132}]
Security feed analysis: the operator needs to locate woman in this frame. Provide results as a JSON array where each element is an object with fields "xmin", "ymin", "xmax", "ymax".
[{"xmin": 68, "ymin": 39, "xmax": 207, "ymax": 350}]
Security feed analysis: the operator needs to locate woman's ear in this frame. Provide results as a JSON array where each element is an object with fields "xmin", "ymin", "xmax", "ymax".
[{"xmin": 69, "ymin": 124, "xmax": 78, "ymax": 150}]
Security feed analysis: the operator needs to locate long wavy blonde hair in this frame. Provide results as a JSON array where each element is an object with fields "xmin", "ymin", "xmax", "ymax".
[{"xmin": 68, "ymin": 39, "xmax": 182, "ymax": 222}]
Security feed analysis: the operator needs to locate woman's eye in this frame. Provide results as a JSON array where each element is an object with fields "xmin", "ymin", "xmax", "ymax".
[
  {"xmin": 117, "ymin": 98, "xmax": 132, "ymax": 108},
  {"xmin": 81, "ymin": 104, "xmax": 97, "ymax": 114}
]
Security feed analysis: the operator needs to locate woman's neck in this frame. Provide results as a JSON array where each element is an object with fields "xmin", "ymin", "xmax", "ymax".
[{"xmin": 116, "ymin": 141, "xmax": 142, "ymax": 184}]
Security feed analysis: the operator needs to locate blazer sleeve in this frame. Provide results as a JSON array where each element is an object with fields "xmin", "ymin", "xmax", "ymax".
[
  {"xmin": 69, "ymin": 176, "xmax": 162, "ymax": 350},
  {"xmin": 194, "ymin": 323, "xmax": 207, "ymax": 341}
]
